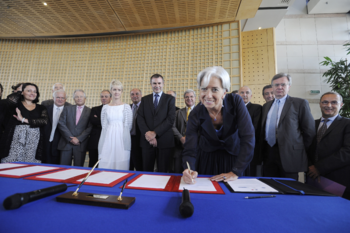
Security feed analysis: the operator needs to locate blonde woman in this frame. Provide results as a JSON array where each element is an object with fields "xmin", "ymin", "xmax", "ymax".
[{"xmin": 98, "ymin": 80, "xmax": 132, "ymax": 170}]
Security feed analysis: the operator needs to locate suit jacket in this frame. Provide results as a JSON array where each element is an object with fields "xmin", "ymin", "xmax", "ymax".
[
  {"xmin": 130, "ymin": 103, "xmax": 141, "ymax": 138},
  {"xmin": 43, "ymin": 104, "xmax": 63, "ymax": 160},
  {"xmin": 246, "ymin": 102, "xmax": 262, "ymax": 131},
  {"xmin": 172, "ymin": 107, "xmax": 188, "ymax": 146},
  {"xmin": 41, "ymin": 99, "xmax": 71, "ymax": 107},
  {"xmin": 57, "ymin": 105, "xmax": 93, "ymax": 152},
  {"xmin": 137, "ymin": 93, "xmax": 175, "ymax": 148},
  {"xmin": 260, "ymin": 95, "xmax": 315, "ymax": 173},
  {"xmin": 310, "ymin": 116, "xmax": 350, "ymax": 187},
  {"xmin": 87, "ymin": 105, "xmax": 103, "ymax": 150}
]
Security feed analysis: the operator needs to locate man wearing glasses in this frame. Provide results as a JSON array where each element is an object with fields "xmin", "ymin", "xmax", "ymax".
[
  {"xmin": 308, "ymin": 92, "xmax": 350, "ymax": 200},
  {"xmin": 260, "ymin": 73, "xmax": 315, "ymax": 180}
]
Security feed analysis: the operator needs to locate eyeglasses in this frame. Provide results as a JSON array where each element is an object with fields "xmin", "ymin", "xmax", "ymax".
[
  {"xmin": 272, "ymin": 83, "xmax": 289, "ymax": 88},
  {"xmin": 321, "ymin": 101, "xmax": 340, "ymax": 105}
]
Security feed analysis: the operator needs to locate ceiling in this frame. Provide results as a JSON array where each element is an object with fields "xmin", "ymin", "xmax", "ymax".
[{"xmin": 0, "ymin": 0, "xmax": 262, "ymax": 38}]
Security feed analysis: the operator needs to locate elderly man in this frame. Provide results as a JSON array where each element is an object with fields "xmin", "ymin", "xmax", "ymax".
[
  {"xmin": 262, "ymin": 85, "xmax": 274, "ymax": 103},
  {"xmin": 129, "ymin": 88, "xmax": 143, "ymax": 171},
  {"xmin": 261, "ymin": 73, "xmax": 315, "ymax": 180},
  {"xmin": 42, "ymin": 83, "xmax": 71, "ymax": 106},
  {"xmin": 87, "ymin": 90, "xmax": 111, "ymax": 167},
  {"xmin": 167, "ymin": 90, "xmax": 180, "ymax": 111},
  {"xmin": 172, "ymin": 89, "xmax": 196, "ymax": 173},
  {"xmin": 308, "ymin": 92, "xmax": 350, "ymax": 200},
  {"xmin": 238, "ymin": 86, "xmax": 262, "ymax": 176},
  {"xmin": 58, "ymin": 89, "xmax": 92, "ymax": 166},
  {"xmin": 43, "ymin": 90, "xmax": 68, "ymax": 164}
]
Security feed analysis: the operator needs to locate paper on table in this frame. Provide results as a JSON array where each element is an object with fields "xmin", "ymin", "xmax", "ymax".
[
  {"xmin": 179, "ymin": 177, "xmax": 216, "ymax": 192},
  {"xmin": 0, "ymin": 165, "xmax": 57, "ymax": 176},
  {"xmin": 37, "ymin": 169, "xmax": 89, "ymax": 180},
  {"xmin": 0, "ymin": 163, "xmax": 27, "ymax": 170},
  {"xmin": 227, "ymin": 179, "xmax": 279, "ymax": 193},
  {"xmin": 77, "ymin": 171, "xmax": 127, "ymax": 184},
  {"xmin": 128, "ymin": 174, "xmax": 171, "ymax": 189}
]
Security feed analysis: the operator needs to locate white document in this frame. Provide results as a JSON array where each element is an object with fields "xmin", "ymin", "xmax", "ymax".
[
  {"xmin": 0, "ymin": 163, "xmax": 27, "ymax": 170},
  {"xmin": 37, "ymin": 169, "xmax": 89, "ymax": 180},
  {"xmin": 179, "ymin": 177, "xmax": 216, "ymax": 192},
  {"xmin": 0, "ymin": 165, "xmax": 57, "ymax": 176},
  {"xmin": 77, "ymin": 171, "xmax": 128, "ymax": 184},
  {"xmin": 128, "ymin": 174, "xmax": 171, "ymax": 189},
  {"xmin": 227, "ymin": 179, "xmax": 279, "ymax": 193}
]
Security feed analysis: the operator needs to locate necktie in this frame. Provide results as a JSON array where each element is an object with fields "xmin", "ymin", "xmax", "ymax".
[
  {"xmin": 49, "ymin": 107, "xmax": 61, "ymax": 142},
  {"xmin": 154, "ymin": 94, "xmax": 159, "ymax": 109},
  {"xmin": 131, "ymin": 104, "xmax": 138, "ymax": 135},
  {"xmin": 317, "ymin": 119, "xmax": 329, "ymax": 144},
  {"xmin": 186, "ymin": 107, "xmax": 191, "ymax": 121},
  {"xmin": 267, "ymin": 100, "xmax": 280, "ymax": 147},
  {"xmin": 76, "ymin": 106, "xmax": 82, "ymax": 125}
]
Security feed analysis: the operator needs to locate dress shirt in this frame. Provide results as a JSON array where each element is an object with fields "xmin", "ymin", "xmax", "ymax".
[
  {"xmin": 245, "ymin": 101, "xmax": 250, "ymax": 106},
  {"xmin": 153, "ymin": 92, "xmax": 163, "ymax": 102},
  {"xmin": 132, "ymin": 101, "xmax": 141, "ymax": 110},
  {"xmin": 53, "ymin": 105, "xmax": 64, "ymax": 118},
  {"xmin": 76, "ymin": 105, "xmax": 85, "ymax": 112},
  {"xmin": 318, "ymin": 114, "xmax": 338, "ymax": 130},
  {"xmin": 265, "ymin": 94, "xmax": 288, "ymax": 140}
]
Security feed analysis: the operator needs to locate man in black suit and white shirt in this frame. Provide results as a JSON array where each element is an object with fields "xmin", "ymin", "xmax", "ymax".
[
  {"xmin": 43, "ymin": 90, "xmax": 68, "ymax": 164},
  {"xmin": 308, "ymin": 92, "xmax": 350, "ymax": 200},
  {"xmin": 129, "ymin": 88, "xmax": 143, "ymax": 171},
  {"xmin": 41, "ymin": 83, "xmax": 71, "ymax": 106},
  {"xmin": 261, "ymin": 73, "xmax": 315, "ymax": 180},
  {"xmin": 137, "ymin": 74, "xmax": 175, "ymax": 172},
  {"xmin": 87, "ymin": 90, "xmax": 111, "ymax": 167},
  {"xmin": 238, "ymin": 86, "xmax": 262, "ymax": 176}
]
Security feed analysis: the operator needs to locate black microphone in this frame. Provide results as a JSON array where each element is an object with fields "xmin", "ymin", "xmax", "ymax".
[
  {"xmin": 179, "ymin": 188, "xmax": 194, "ymax": 218},
  {"xmin": 3, "ymin": 184, "xmax": 67, "ymax": 210}
]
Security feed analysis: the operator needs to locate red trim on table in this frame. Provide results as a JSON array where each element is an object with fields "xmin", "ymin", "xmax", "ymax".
[
  {"xmin": 122, "ymin": 174, "xmax": 175, "ymax": 191},
  {"xmin": 0, "ymin": 163, "xmax": 31, "ymax": 171},
  {"xmin": 72, "ymin": 172, "xmax": 135, "ymax": 187},
  {"xmin": 173, "ymin": 176, "xmax": 226, "ymax": 194},
  {"xmin": 24, "ymin": 169, "xmax": 98, "ymax": 183},
  {"xmin": 0, "ymin": 166, "xmax": 64, "ymax": 178}
]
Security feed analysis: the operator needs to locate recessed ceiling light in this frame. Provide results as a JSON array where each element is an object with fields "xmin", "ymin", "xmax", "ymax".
[
  {"xmin": 43, "ymin": 2, "xmax": 47, "ymax": 6},
  {"xmin": 258, "ymin": 27, "xmax": 262, "ymax": 30}
]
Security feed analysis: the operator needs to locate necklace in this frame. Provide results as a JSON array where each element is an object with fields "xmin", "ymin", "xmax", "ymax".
[{"xmin": 209, "ymin": 108, "xmax": 221, "ymax": 121}]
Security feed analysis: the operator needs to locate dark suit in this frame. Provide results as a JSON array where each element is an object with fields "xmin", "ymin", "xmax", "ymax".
[
  {"xmin": 310, "ymin": 116, "xmax": 350, "ymax": 199},
  {"xmin": 87, "ymin": 105, "xmax": 103, "ymax": 167},
  {"xmin": 245, "ymin": 102, "xmax": 262, "ymax": 176},
  {"xmin": 41, "ymin": 99, "xmax": 71, "ymax": 107},
  {"xmin": 261, "ymin": 95, "xmax": 315, "ymax": 180},
  {"xmin": 137, "ymin": 93, "xmax": 175, "ymax": 172},
  {"xmin": 130, "ymin": 103, "xmax": 143, "ymax": 171},
  {"xmin": 57, "ymin": 105, "xmax": 93, "ymax": 166},
  {"xmin": 43, "ymin": 104, "xmax": 64, "ymax": 164}
]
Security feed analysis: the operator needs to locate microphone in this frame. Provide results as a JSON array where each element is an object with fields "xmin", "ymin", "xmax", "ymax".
[
  {"xmin": 3, "ymin": 184, "xmax": 67, "ymax": 210},
  {"xmin": 179, "ymin": 188, "xmax": 194, "ymax": 218}
]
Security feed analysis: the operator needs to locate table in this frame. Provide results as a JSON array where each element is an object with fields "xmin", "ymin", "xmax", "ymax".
[{"xmin": 1, "ymin": 163, "xmax": 349, "ymax": 233}]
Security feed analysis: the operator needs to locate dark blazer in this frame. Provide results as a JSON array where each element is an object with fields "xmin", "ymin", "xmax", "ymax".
[
  {"xmin": 137, "ymin": 93, "xmax": 175, "ymax": 148},
  {"xmin": 57, "ymin": 105, "xmax": 92, "ymax": 152},
  {"xmin": 130, "ymin": 104, "xmax": 141, "ymax": 138},
  {"xmin": 87, "ymin": 105, "xmax": 103, "ymax": 150},
  {"xmin": 172, "ymin": 107, "xmax": 188, "ymax": 147},
  {"xmin": 41, "ymin": 99, "xmax": 71, "ymax": 107},
  {"xmin": 310, "ymin": 116, "xmax": 350, "ymax": 188},
  {"xmin": 260, "ymin": 95, "xmax": 315, "ymax": 173},
  {"xmin": 182, "ymin": 93, "xmax": 255, "ymax": 175},
  {"xmin": 246, "ymin": 102, "xmax": 262, "ymax": 131}
]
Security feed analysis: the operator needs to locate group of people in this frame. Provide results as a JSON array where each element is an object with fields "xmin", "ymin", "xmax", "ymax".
[{"xmin": 0, "ymin": 66, "xmax": 349, "ymax": 200}]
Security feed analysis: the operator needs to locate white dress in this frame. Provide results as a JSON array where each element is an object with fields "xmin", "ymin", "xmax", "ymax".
[{"xmin": 98, "ymin": 104, "xmax": 133, "ymax": 170}]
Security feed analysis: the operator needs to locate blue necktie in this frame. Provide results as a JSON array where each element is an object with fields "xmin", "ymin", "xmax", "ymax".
[
  {"xmin": 267, "ymin": 100, "xmax": 280, "ymax": 147},
  {"xmin": 154, "ymin": 94, "xmax": 159, "ymax": 109}
]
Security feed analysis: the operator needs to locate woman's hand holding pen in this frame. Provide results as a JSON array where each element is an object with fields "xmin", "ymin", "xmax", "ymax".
[
  {"xmin": 210, "ymin": 172, "xmax": 238, "ymax": 182},
  {"xmin": 182, "ymin": 169, "xmax": 198, "ymax": 184}
]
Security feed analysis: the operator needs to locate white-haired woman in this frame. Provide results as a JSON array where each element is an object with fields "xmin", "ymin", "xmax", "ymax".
[
  {"xmin": 98, "ymin": 80, "xmax": 132, "ymax": 170},
  {"xmin": 182, "ymin": 66, "xmax": 255, "ymax": 184}
]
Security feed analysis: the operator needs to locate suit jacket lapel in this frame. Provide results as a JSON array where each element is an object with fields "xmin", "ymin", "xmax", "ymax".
[
  {"xmin": 321, "ymin": 115, "xmax": 342, "ymax": 139},
  {"xmin": 246, "ymin": 102, "xmax": 251, "ymax": 111},
  {"xmin": 261, "ymin": 101, "xmax": 273, "ymax": 127},
  {"xmin": 199, "ymin": 106, "xmax": 219, "ymax": 141},
  {"xmin": 181, "ymin": 108, "xmax": 187, "ymax": 122},
  {"xmin": 48, "ymin": 105, "xmax": 54, "ymax": 124},
  {"xmin": 278, "ymin": 95, "xmax": 292, "ymax": 126},
  {"xmin": 148, "ymin": 95, "xmax": 155, "ymax": 116},
  {"xmin": 73, "ymin": 106, "xmax": 77, "ymax": 126}
]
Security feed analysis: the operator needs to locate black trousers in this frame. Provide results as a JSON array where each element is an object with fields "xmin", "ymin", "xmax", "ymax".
[
  {"xmin": 129, "ymin": 135, "xmax": 143, "ymax": 171},
  {"xmin": 142, "ymin": 147, "xmax": 172, "ymax": 173},
  {"xmin": 88, "ymin": 149, "xmax": 99, "ymax": 167},
  {"xmin": 43, "ymin": 142, "xmax": 60, "ymax": 165},
  {"xmin": 263, "ymin": 141, "xmax": 299, "ymax": 181}
]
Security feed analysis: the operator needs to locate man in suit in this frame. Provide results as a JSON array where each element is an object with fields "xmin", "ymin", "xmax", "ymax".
[
  {"xmin": 87, "ymin": 90, "xmax": 111, "ymax": 167},
  {"xmin": 137, "ymin": 74, "xmax": 175, "ymax": 172},
  {"xmin": 167, "ymin": 90, "xmax": 180, "ymax": 111},
  {"xmin": 42, "ymin": 83, "xmax": 71, "ymax": 106},
  {"xmin": 58, "ymin": 89, "xmax": 92, "ymax": 166},
  {"xmin": 43, "ymin": 90, "xmax": 68, "ymax": 164},
  {"xmin": 129, "ymin": 88, "xmax": 143, "ymax": 171},
  {"xmin": 238, "ymin": 86, "xmax": 262, "ymax": 176},
  {"xmin": 308, "ymin": 92, "xmax": 350, "ymax": 200},
  {"xmin": 261, "ymin": 73, "xmax": 315, "ymax": 180},
  {"xmin": 262, "ymin": 85, "xmax": 274, "ymax": 103},
  {"xmin": 172, "ymin": 89, "xmax": 196, "ymax": 173}
]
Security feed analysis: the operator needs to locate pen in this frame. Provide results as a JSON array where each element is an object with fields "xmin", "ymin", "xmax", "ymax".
[
  {"xmin": 245, "ymin": 195, "xmax": 276, "ymax": 199},
  {"xmin": 117, "ymin": 179, "xmax": 128, "ymax": 201},
  {"xmin": 186, "ymin": 161, "xmax": 194, "ymax": 183},
  {"xmin": 72, "ymin": 159, "xmax": 101, "ymax": 196}
]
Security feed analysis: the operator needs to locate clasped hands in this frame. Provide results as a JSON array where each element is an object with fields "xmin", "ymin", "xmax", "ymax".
[
  {"xmin": 308, "ymin": 165, "xmax": 320, "ymax": 180},
  {"xmin": 182, "ymin": 169, "xmax": 238, "ymax": 184},
  {"xmin": 70, "ymin": 137, "xmax": 80, "ymax": 146},
  {"xmin": 145, "ymin": 131, "xmax": 157, "ymax": 147}
]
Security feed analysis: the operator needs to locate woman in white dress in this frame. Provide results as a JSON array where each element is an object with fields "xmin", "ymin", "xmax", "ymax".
[{"xmin": 98, "ymin": 80, "xmax": 132, "ymax": 170}]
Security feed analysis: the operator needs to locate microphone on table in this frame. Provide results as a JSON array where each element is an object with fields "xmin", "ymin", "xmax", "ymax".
[
  {"xmin": 3, "ymin": 184, "xmax": 67, "ymax": 210},
  {"xmin": 179, "ymin": 188, "xmax": 194, "ymax": 218}
]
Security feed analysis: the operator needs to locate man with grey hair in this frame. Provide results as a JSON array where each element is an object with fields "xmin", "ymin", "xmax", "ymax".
[
  {"xmin": 260, "ymin": 73, "xmax": 315, "ymax": 180},
  {"xmin": 308, "ymin": 91, "xmax": 350, "ymax": 200},
  {"xmin": 41, "ymin": 83, "xmax": 71, "ymax": 106},
  {"xmin": 171, "ymin": 89, "xmax": 196, "ymax": 173},
  {"xmin": 58, "ymin": 89, "xmax": 92, "ymax": 166},
  {"xmin": 167, "ymin": 90, "xmax": 180, "ymax": 111}
]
